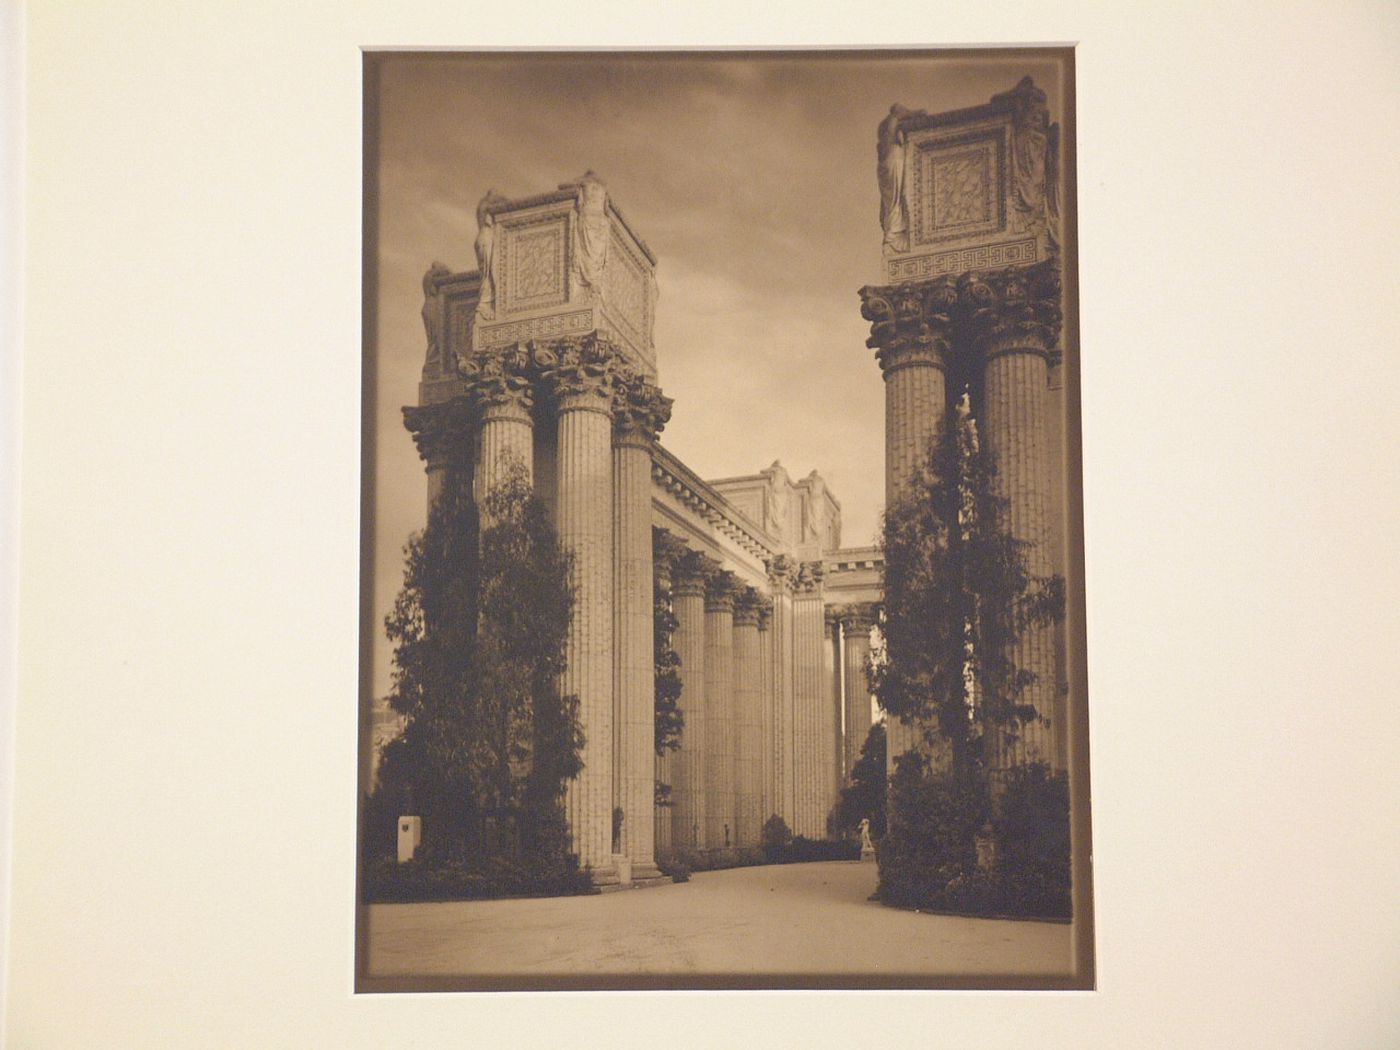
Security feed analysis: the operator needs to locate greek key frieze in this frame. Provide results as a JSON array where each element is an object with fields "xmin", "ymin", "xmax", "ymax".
[
  {"xmin": 885, "ymin": 238, "xmax": 1037, "ymax": 283},
  {"xmin": 477, "ymin": 309, "xmax": 594, "ymax": 347}
]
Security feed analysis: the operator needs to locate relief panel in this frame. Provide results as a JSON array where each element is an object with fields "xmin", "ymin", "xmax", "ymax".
[{"xmin": 498, "ymin": 213, "xmax": 569, "ymax": 315}]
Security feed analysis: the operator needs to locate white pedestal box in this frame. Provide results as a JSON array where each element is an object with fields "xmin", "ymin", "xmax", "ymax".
[{"xmin": 397, "ymin": 815, "xmax": 422, "ymax": 863}]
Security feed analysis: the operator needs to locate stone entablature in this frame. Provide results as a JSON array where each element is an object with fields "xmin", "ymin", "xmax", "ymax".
[
  {"xmin": 878, "ymin": 76, "xmax": 1062, "ymax": 285},
  {"xmin": 471, "ymin": 175, "xmax": 659, "ymax": 380}
]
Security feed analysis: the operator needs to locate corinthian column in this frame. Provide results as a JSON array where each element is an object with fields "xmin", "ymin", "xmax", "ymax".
[
  {"xmin": 765, "ymin": 556, "xmax": 796, "ymax": 829},
  {"xmin": 651, "ymin": 528, "xmax": 688, "ymax": 860},
  {"xmin": 733, "ymin": 588, "xmax": 763, "ymax": 849},
  {"xmin": 460, "ymin": 346, "xmax": 535, "ymax": 510},
  {"xmin": 825, "ymin": 607, "xmax": 843, "ymax": 810},
  {"xmin": 791, "ymin": 561, "xmax": 826, "ymax": 839},
  {"xmin": 757, "ymin": 602, "xmax": 774, "ymax": 824},
  {"xmin": 703, "ymin": 571, "xmax": 738, "ymax": 851},
  {"xmin": 671, "ymin": 549, "xmax": 715, "ymax": 851},
  {"xmin": 612, "ymin": 378, "xmax": 672, "ymax": 877},
  {"xmin": 838, "ymin": 604, "xmax": 878, "ymax": 782},
  {"xmin": 966, "ymin": 263, "xmax": 1063, "ymax": 771},
  {"xmin": 861, "ymin": 282, "xmax": 953, "ymax": 775},
  {"xmin": 544, "ymin": 336, "xmax": 619, "ymax": 882}
]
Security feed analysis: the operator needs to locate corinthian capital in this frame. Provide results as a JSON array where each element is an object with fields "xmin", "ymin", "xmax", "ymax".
[
  {"xmin": 765, "ymin": 554, "xmax": 796, "ymax": 594},
  {"xmin": 705, "ymin": 570, "xmax": 740, "ymax": 613},
  {"xmin": 836, "ymin": 602, "xmax": 879, "ymax": 633},
  {"xmin": 652, "ymin": 527, "xmax": 690, "ymax": 593},
  {"xmin": 673, "ymin": 548, "xmax": 719, "ymax": 599},
  {"xmin": 613, "ymin": 372, "xmax": 673, "ymax": 446},
  {"xmin": 402, "ymin": 396, "xmax": 475, "ymax": 469},
  {"xmin": 459, "ymin": 345, "xmax": 534, "ymax": 415},
  {"xmin": 860, "ymin": 280, "xmax": 955, "ymax": 377},
  {"xmin": 539, "ymin": 332, "xmax": 622, "ymax": 413},
  {"xmin": 794, "ymin": 560, "xmax": 826, "ymax": 595},
  {"xmin": 958, "ymin": 260, "xmax": 1063, "ymax": 362},
  {"xmin": 733, "ymin": 586, "xmax": 764, "ymax": 627}
]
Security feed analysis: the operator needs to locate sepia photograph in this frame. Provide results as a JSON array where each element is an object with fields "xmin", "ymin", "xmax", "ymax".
[
  {"xmin": 10, "ymin": 1, "xmax": 1400, "ymax": 1045},
  {"xmin": 357, "ymin": 48, "xmax": 1092, "ymax": 991}
]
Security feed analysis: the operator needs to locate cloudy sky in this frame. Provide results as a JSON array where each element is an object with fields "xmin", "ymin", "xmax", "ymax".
[{"xmin": 369, "ymin": 51, "xmax": 1066, "ymax": 697}]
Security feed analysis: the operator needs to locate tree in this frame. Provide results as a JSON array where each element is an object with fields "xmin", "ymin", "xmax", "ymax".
[
  {"xmin": 369, "ymin": 459, "xmax": 583, "ymax": 876},
  {"xmin": 871, "ymin": 402, "xmax": 1065, "ymax": 910},
  {"xmin": 835, "ymin": 723, "xmax": 887, "ymax": 838},
  {"xmin": 871, "ymin": 402, "xmax": 1063, "ymax": 787}
]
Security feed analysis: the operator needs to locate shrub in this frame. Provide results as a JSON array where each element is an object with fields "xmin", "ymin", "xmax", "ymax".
[
  {"xmin": 760, "ymin": 815, "xmax": 792, "ymax": 863},
  {"xmin": 876, "ymin": 751, "xmax": 988, "ymax": 911},
  {"xmin": 993, "ymin": 762, "xmax": 1071, "ymax": 919},
  {"xmin": 363, "ymin": 853, "xmax": 594, "ymax": 903}
]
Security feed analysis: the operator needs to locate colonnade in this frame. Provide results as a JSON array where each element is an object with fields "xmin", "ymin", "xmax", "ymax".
[
  {"xmin": 405, "ymin": 333, "xmax": 888, "ymax": 876},
  {"xmin": 651, "ymin": 543, "xmax": 843, "ymax": 850}
]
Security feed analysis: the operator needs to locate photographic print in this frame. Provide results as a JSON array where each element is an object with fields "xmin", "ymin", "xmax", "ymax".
[{"xmin": 357, "ymin": 48, "xmax": 1091, "ymax": 991}]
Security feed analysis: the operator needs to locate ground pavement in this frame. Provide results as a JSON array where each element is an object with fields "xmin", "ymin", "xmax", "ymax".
[{"xmin": 364, "ymin": 860, "xmax": 1073, "ymax": 983}]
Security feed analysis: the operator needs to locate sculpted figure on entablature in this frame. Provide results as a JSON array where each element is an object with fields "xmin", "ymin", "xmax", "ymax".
[
  {"xmin": 562, "ymin": 171, "xmax": 610, "ymax": 296},
  {"xmin": 473, "ymin": 190, "xmax": 508, "ymax": 320},
  {"xmin": 420, "ymin": 261, "xmax": 451, "ymax": 367},
  {"xmin": 877, "ymin": 104, "xmax": 914, "ymax": 254},
  {"xmin": 993, "ymin": 77, "xmax": 1062, "ymax": 253}
]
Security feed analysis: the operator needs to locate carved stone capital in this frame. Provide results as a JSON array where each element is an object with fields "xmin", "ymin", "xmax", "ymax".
[
  {"xmin": 673, "ymin": 548, "xmax": 719, "ymax": 599},
  {"xmin": 860, "ymin": 281, "xmax": 956, "ymax": 377},
  {"xmin": 402, "ymin": 396, "xmax": 475, "ymax": 469},
  {"xmin": 836, "ymin": 602, "xmax": 879, "ymax": 633},
  {"xmin": 794, "ymin": 560, "xmax": 826, "ymax": 595},
  {"xmin": 613, "ymin": 372, "xmax": 673, "ymax": 446},
  {"xmin": 651, "ymin": 527, "xmax": 689, "ymax": 594},
  {"xmin": 756, "ymin": 603, "xmax": 772, "ymax": 631},
  {"xmin": 458, "ymin": 345, "xmax": 534, "ymax": 419},
  {"xmin": 540, "ymin": 332, "xmax": 623, "ymax": 414},
  {"xmin": 732, "ymin": 586, "xmax": 764, "ymax": 627},
  {"xmin": 705, "ymin": 570, "xmax": 740, "ymax": 613},
  {"xmin": 958, "ymin": 260, "xmax": 1063, "ymax": 363},
  {"xmin": 765, "ymin": 554, "xmax": 796, "ymax": 594}
]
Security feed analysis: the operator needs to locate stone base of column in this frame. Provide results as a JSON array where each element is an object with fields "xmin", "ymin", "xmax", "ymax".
[{"xmin": 586, "ymin": 861, "xmax": 621, "ymax": 889}]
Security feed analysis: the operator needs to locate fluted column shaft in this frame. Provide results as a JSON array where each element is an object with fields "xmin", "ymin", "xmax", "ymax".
[
  {"xmin": 556, "ymin": 387, "xmax": 615, "ymax": 876},
  {"xmin": 826, "ymin": 612, "xmax": 843, "ymax": 809},
  {"xmin": 791, "ymin": 565, "xmax": 827, "ymax": 838},
  {"xmin": 981, "ymin": 339, "xmax": 1056, "ymax": 769},
  {"xmin": 840, "ymin": 610, "xmax": 876, "ymax": 782},
  {"xmin": 475, "ymin": 396, "xmax": 534, "ymax": 508},
  {"xmin": 757, "ymin": 609, "xmax": 774, "ymax": 823},
  {"xmin": 612, "ymin": 435, "xmax": 656, "ymax": 871},
  {"xmin": 733, "ymin": 600, "xmax": 763, "ymax": 849},
  {"xmin": 767, "ymin": 559, "xmax": 796, "ymax": 828},
  {"xmin": 671, "ymin": 563, "xmax": 709, "ymax": 851},
  {"xmin": 703, "ymin": 577, "xmax": 736, "ymax": 850},
  {"xmin": 878, "ymin": 341, "xmax": 948, "ymax": 777}
]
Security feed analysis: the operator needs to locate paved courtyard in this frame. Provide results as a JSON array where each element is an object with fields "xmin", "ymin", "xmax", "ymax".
[{"xmin": 364, "ymin": 860, "xmax": 1074, "ymax": 982}]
